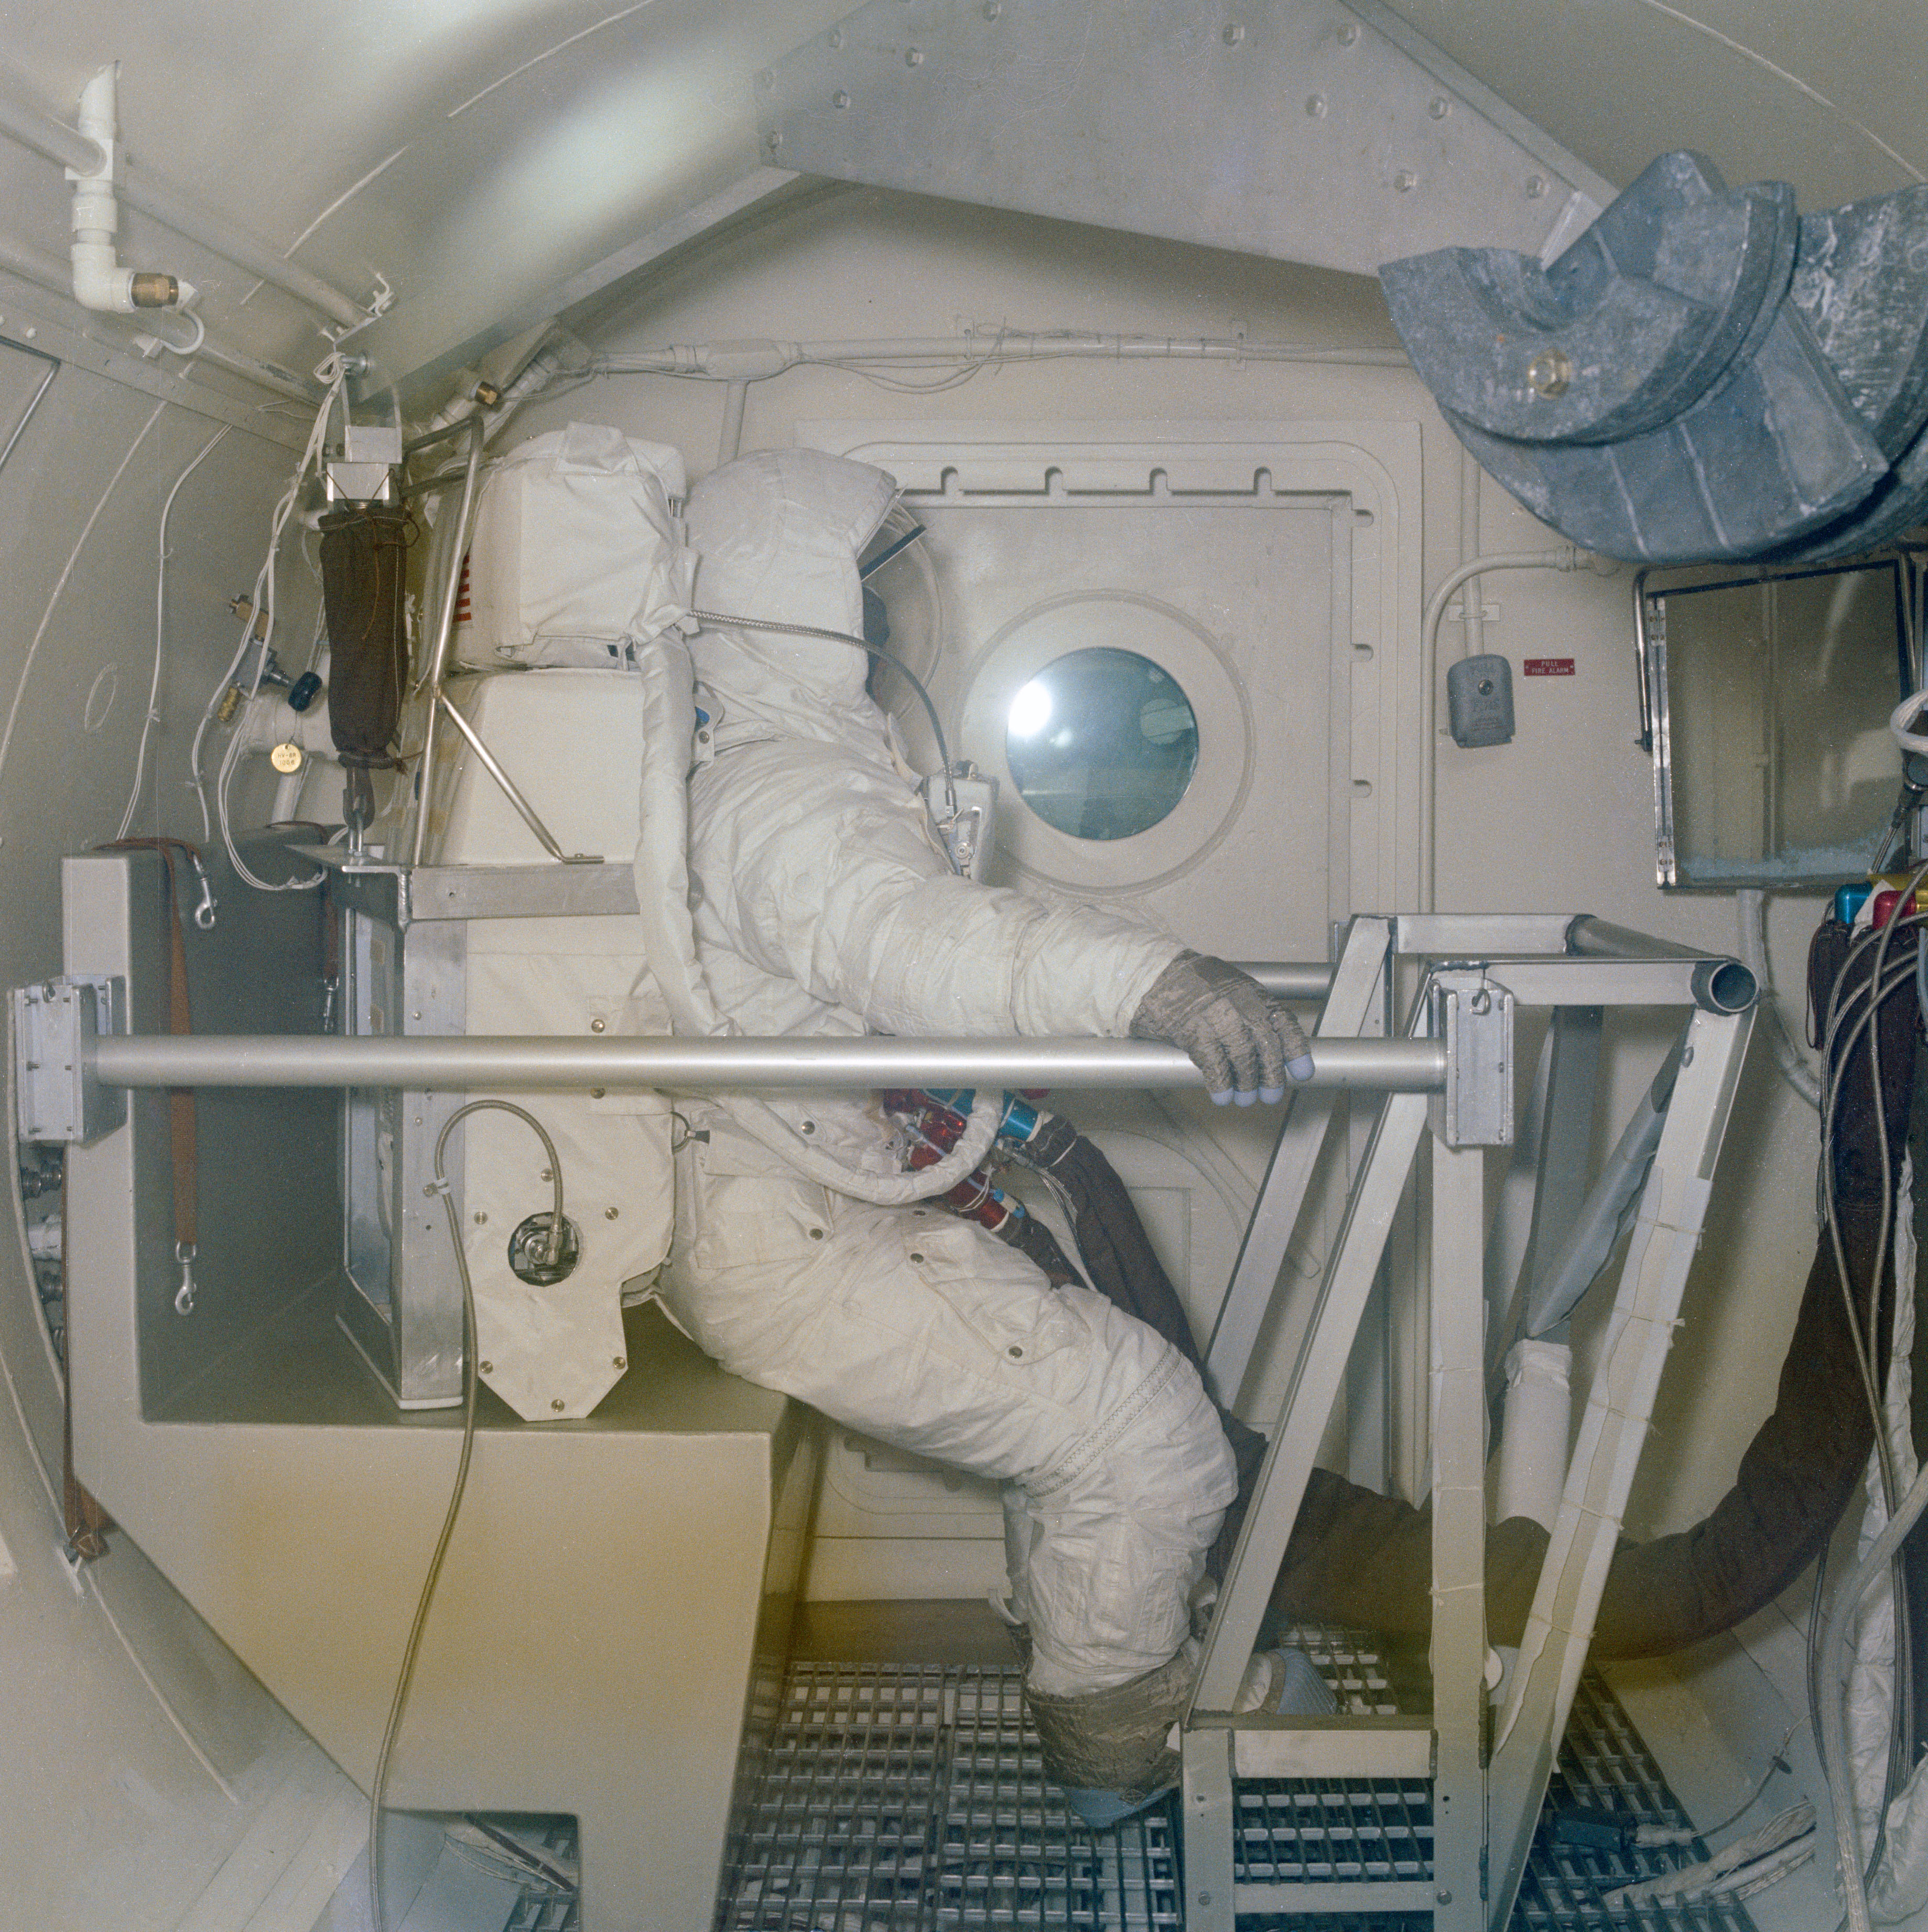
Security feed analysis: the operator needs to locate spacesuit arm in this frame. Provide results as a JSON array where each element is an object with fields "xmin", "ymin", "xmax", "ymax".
[{"xmin": 690, "ymin": 738, "xmax": 1180, "ymax": 1039}]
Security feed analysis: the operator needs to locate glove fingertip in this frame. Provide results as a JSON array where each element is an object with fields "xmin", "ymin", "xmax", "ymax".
[
  {"xmin": 1209, "ymin": 1089, "xmax": 1234, "ymax": 1107},
  {"xmin": 1233, "ymin": 1089, "xmax": 1258, "ymax": 1106},
  {"xmin": 1258, "ymin": 1085, "xmax": 1285, "ymax": 1105},
  {"xmin": 1286, "ymin": 1054, "xmax": 1315, "ymax": 1084}
]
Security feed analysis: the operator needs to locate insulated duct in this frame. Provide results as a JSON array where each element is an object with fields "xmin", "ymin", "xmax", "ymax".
[
  {"xmin": 1383, "ymin": 154, "xmax": 1928, "ymax": 564},
  {"xmin": 1262, "ymin": 915, "xmax": 1918, "ymax": 1658}
]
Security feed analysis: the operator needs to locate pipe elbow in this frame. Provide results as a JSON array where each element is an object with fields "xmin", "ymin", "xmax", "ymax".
[{"xmin": 70, "ymin": 239, "xmax": 135, "ymax": 311}]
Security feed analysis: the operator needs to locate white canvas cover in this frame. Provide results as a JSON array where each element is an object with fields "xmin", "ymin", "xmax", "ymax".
[
  {"xmin": 464, "ymin": 421, "xmax": 691, "ymax": 666},
  {"xmin": 460, "ymin": 937, "xmax": 676, "ymax": 1420}
]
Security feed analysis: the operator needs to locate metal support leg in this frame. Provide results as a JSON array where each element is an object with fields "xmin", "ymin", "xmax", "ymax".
[
  {"xmin": 1179, "ymin": 1725, "xmax": 1237, "ymax": 1932},
  {"xmin": 1484, "ymin": 1005, "xmax": 1754, "ymax": 1927},
  {"xmin": 1193, "ymin": 1090, "xmax": 1430, "ymax": 1711},
  {"xmin": 1204, "ymin": 916, "xmax": 1392, "ymax": 1407},
  {"xmin": 1431, "ymin": 1134, "xmax": 1488, "ymax": 1928}
]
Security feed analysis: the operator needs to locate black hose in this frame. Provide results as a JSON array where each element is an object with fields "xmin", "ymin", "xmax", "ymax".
[{"xmin": 1263, "ymin": 911, "xmax": 1917, "ymax": 1659}]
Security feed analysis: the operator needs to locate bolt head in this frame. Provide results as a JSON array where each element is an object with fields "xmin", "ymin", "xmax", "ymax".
[
  {"xmin": 833, "ymin": 89, "xmax": 851, "ymax": 109},
  {"xmin": 1305, "ymin": 92, "xmax": 1327, "ymax": 117},
  {"xmin": 1528, "ymin": 348, "xmax": 1573, "ymax": 397},
  {"xmin": 1221, "ymin": 22, "xmax": 1244, "ymax": 44},
  {"xmin": 906, "ymin": 46, "xmax": 924, "ymax": 65},
  {"xmin": 1338, "ymin": 21, "xmax": 1359, "ymax": 42},
  {"xmin": 551, "ymin": 1398, "xmax": 566, "ymax": 1412}
]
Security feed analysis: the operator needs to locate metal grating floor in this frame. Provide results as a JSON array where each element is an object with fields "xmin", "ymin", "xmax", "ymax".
[
  {"xmin": 488, "ymin": 1634, "xmax": 1767, "ymax": 1929},
  {"xmin": 708, "ymin": 1634, "xmax": 1764, "ymax": 1932}
]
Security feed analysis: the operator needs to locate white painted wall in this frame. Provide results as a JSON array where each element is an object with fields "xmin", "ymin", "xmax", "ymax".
[
  {"xmin": 506, "ymin": 182, "xmax": 1831, "ymax": 1550},
  {"xmin": 0, "ymin": 342, "xmax": 353, "ymax": 1930}
]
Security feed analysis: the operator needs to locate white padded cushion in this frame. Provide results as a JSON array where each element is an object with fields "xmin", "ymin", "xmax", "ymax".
[{"xmin": 465, "ymin": 422, "xmax": 691, "ymax": 665}]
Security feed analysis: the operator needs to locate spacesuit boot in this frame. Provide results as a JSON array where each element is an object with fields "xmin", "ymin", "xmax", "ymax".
[{"xmin": 1025, "ymin": 1638, "xmax": 1200, "ymax": 1829}]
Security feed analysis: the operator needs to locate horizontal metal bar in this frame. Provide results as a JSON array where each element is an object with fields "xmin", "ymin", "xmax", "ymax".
[
  {"xmin": 1396, "ymin": 913, "xmax": 1577, "ymax": 956},
  {"xmin": 403, "ymin": 416, "xmax": 485, "ymax": 460},
  {"xmin": 1227, "ymin": 1719, "xmax": 1435, "ymax": 1781},
  {"xmin": 1391, "ymin": 913, "xmax": 1755, "ymax": 1011},
  {"xmin": 88, "ymin": 1033, "xmax": 1447, "ymax": 1094},
  {"xmin": 1564, "ymin": 915, "xmax": 1719, "ymax": 963},
  {"xmin": 1234, "ymin": 1881, "xmax": 1440, "ymax": 1914},
  {"xmin": 1233, "ymin": 960, "xmax": 1334, "ymax": 1001},
  {"xmin": 319, "ymin": 859, "xmax": 644, "ymax": 924},
  {"xmin": 399, "ymin": 459, "xmax": 474, "ymax": 500},
  {"xmin": 1485, "ymin": 959, "xmax": 1723, "ymax": 1008},
  {"xmin": 1563, "ymin": 916, "xmax": 1756, "ymax": 1011}
]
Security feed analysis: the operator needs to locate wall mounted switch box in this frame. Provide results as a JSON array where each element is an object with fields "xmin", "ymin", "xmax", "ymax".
[{"xmin": 1447, "ymin": 652, "xmax": 1515, "ymax": 747}]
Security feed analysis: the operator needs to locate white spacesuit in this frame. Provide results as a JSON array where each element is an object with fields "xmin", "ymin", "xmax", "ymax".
[{"xmin": 654, "ymin": 448, "xmax": 1307, "ymax": 1819}]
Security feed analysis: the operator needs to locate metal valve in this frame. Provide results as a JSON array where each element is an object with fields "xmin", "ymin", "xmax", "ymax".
[{"xmin": 507, "ymin": 1211, "xmax": 581, "ymax": 1286}]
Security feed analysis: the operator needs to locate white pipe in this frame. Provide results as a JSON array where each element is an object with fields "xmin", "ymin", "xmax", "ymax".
[
  {"xmin": 0, "ymin": 63, "xmax": 362, "ymax": 328},
  {"xmin": 120, "ymin": 164, "xmax": 363, "ymax": 331},
  {"xmin": 0, "ymin": 219, "xmax": 316, "ymax": 401},
  {"xmin": 68, "ymin": 67, "xmax": 195, "ymax": 321},
  {"xmin": 599, "ymin": 331, "xmax": 1412, "ymax": 376},
  {"xmin": 1419, "ymin": 547, "xmax": 1582, "ymax": 910},
  {"xmin": 1492, "ymin": 1339, "xmax": 1571, "ymax": 1533},
  {"xmin": 1735, "ymin": 888, "xmax": 1822, "ymax": 1108}
]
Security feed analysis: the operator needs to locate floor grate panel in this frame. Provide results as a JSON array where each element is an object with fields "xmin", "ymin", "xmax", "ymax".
[
  {"xmin": 492, "ymin": 1640, "xmax": 1770, "ymax": 1928},
  {"xmin": 708, "ymin": 1640, "xmax": 1764, "ymax": 1932}
]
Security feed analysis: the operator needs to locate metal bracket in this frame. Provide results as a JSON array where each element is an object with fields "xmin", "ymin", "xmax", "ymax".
[
  {"xmin": 1431, "ymin": 970, "xmax": 1514, "ymax": 1148},
  {"xmin": 11, "ymin": 976, "xmax": 123, "ymax": 1145}
]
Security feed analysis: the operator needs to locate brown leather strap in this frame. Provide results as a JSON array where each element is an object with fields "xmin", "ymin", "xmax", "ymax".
[
  {"xmin": 94, "ymin": 839, "xmax": 198, "ymax": 1249},
  {"xmin": 58, "ymin": 1168, "xmax": 110, "ymax": 1559},
  {"xmin": 63, "ymin": 838, "xmax": 205, "ymax": 1558}
]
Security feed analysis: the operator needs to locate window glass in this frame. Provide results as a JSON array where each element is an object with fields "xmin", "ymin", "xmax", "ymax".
[{"xmin": 1004, "ymin": 648, "xmax": 1199, "ymax": 840}]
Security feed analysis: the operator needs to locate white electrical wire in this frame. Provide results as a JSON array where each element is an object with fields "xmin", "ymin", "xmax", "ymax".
[
  {"xmin": 369, "ymin": 1098, "xmax": 565, "ymax": 1932},
  {"xmin": 1736, "ymin": 887, "xmax": 1822, "ymax": 1109},
  {"xmin": 189, "ymin": 364, "xmax": 343, "ymax": 871},
  {"xmin": 1810, "ymin": 880, "xmax": 1928, "ymax": 1928},
  {"xmin": 116, "ymin": 425, "xmax": 229, "ymax": 841},
  {"xmin": 1825, "ymin": 1453, "xmax": 1928, "ymax": 1932}
]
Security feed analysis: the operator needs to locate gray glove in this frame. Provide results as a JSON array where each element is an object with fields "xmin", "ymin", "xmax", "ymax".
[{"xmin": 1129, "ymin": 951, "xmax": 1316, "ymax": 1105}]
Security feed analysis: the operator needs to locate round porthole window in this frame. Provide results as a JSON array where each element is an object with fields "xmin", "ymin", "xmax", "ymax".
[{"xmin": 1003, "ymin": 648, "xmax": 1199, "ymax": 841}]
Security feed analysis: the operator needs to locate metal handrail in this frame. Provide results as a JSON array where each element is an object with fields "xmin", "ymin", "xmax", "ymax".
[{"xmin": 88, "ymin": 1032, "xmax": 1446, "ymax": 1094}]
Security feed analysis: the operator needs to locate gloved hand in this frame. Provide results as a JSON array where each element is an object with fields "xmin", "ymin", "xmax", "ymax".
[{"xmin": 1129, "ymin": 951, "xmax": 1316, "ymax": 1105}]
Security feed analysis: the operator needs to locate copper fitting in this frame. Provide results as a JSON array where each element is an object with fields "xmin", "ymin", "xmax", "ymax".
[{"xmin": 129, "ymin": 272, "xmax": 180, "ymax": 309}]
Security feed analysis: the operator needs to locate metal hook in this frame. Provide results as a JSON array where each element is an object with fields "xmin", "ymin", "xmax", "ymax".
[
  {"xmin": 172, "ymin": 1240, "xmax": 197, "ymax": 1315},
  {"xmin": 187, "ymin": 854, "xmax": 217, "ymax": 931}
]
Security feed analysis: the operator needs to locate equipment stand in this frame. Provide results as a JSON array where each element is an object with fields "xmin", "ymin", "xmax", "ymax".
[{"xmin": 1182, "ymin": 914, "xmax": 1755, "ymax": 1930}]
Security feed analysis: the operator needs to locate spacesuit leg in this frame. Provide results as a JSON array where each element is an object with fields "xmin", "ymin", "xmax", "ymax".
[{"xmin": 658, "ymin": 1152, "xmax": 1238, "ymax": 1702}]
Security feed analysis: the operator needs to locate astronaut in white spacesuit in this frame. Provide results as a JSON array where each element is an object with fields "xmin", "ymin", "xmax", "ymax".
[{"xmin": 656, "ymin": 448, "xmax": 1312, "ymax": 1823}]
